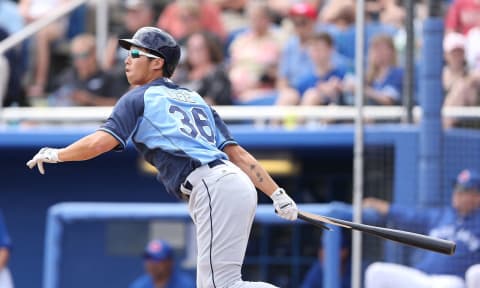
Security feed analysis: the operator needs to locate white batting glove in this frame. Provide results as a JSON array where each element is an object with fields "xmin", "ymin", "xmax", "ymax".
[
  {"xmin": 271, "ymin": 188, "xmax": 298, "ymax": 221},
  {"xmin": 26, "ymin": 147, "xmax": 62, "ymax": 175}
]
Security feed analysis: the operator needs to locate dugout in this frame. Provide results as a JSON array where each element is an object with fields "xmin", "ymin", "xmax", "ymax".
[{"xmin": 2, "ymin": 123, "xmax": 480, "ymax": 287}]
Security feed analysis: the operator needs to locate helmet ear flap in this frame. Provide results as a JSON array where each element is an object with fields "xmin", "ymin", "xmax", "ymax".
[{"xmin": 161, "ymin": 45, "xmax": 180, "ymax": 77}]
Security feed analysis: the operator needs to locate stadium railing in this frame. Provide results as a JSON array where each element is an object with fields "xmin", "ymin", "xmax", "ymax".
[{"xmin": 1, "ymin": 106, "xmax": 480, "ymax": 125}]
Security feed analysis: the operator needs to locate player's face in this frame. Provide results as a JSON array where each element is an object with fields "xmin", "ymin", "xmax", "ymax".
[
  {"xmin": 145, "ymin": 259, "xmax": 172, "ymax": 280},
  {"xmin": 124, "ymin": 46, "xmax": 164, "ymax": 85},
  {"xmin": 452, "ymin": 189, "xmax": 480, "ymax": 216}
]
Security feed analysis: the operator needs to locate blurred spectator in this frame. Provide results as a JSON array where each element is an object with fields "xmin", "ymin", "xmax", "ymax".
[
  {"xmin": 0, "ymin": 0, "xmax": 27, "ymax": 107},
  {"xmin": 275, "ymin": 2, "xmax": 318, "ymax": 106},
  {"xmin": 0, "ymin": 26, "xmax": 28, "ymax": 107},
  {"xmin": 228, "ymin": 0, "xmax": 282, "ymax": 104},
  {"xmin": 443, "ymin": 32, "xmax": 469, "ymax": 96},
  {"xmin": 129, "ymin": 239, "xmax": 195, "ymax": 288},
  {"xmin": 0, "ymin": 210, "xmax": 13, "ymax": 288},
  {"xmin": 319, "ymin": 0, "xmax": 356, "ymax": 61},
  {"xmin": 0, "ymin": 0, "xmax": 24, "ymax": 35},
  {"xmin": 298, "ymin": 32, "xmax": 346, "ymax": 106},
  {"xmin": 50, "ymin": 34, "xmax": 124, "ymax": 106},
  {"xmin": 156, "ymin": 0, "xmax": 226, "ymax": 43},
  {"xmin": 442, "ymin": 32, "xmax": 476, "ymax": 128},
  {"xmin": 445, "ymin": 0, "xmax": 480, "ymax": 36},
  {"xmin": 173, "ymin": 31, "xmax": 232, "ymax": 105},
  {"xmin": 301, "ymin": 230, "xmax": 351, "ymax": 288},
  {"xmin": 364, "ymin": 0, "xmax": 405, "ymax": 28},
  {"xmin": 465, "ymin": 26, "xmax": 480, "ymax": 70},
  {"xmin": 379, "ymin": 0, "xmax": 405, "ymax": 29},
  {"xmin": 0, "ymin": 56, "xmax": 8, "ymax": 105},
  {"xmin": 210, "ymin": 0, "xmax": 248, "ymax": 33},
  {"xmin": 211, "ymin": 0, "xmax": 247, "ymax": 11},
  {"xmin": 268, "ymin": 0, "xmax": 323, "ymax": 20},
  {"xmin": 363, "ymin": 168, "xmax": 480, "ymax": 288},
  {"xmin": 19, "ymin": 0, "xmax": 71, "ymax": 98},
  {"xmin": 103, "ymin": 0, "xmax": 154, "ymax": 89},
  {"xmin": 342, "ymin": 34, "xmax": 403, "ymax": 106}
]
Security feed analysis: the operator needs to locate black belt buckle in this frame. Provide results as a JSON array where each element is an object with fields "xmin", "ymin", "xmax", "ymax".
[{"xmin": 208, "ymin": 159, "xmax": 224, "ymax": 168}]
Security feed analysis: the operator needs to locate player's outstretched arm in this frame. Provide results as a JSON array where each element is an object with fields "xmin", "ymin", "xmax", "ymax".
[
  {"xmin": 26, "ymin": 130, "xmax": 120, "ymax": 174},
  {"xmin": 224, "ymin": 144, "xmax": 298, "ymax": 220}
]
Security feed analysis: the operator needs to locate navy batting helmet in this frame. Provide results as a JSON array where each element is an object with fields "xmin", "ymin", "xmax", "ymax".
[{"xmin": 119, "ymin": 27, "xmax": 180, "ymax": 77}]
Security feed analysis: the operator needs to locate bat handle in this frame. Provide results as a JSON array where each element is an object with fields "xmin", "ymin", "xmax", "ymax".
[{"xmin": 298, "ymin": 213, "xmax": 332, "ymax": 231}]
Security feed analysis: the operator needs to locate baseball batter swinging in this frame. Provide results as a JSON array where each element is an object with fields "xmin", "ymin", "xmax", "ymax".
[{"xmin": 26, "ymin": 27, "xmax": 298, "ymax": 288}]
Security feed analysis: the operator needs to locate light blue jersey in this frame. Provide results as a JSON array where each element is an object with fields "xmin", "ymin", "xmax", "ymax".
[{"xmin": 100, "ymin": 78, "xmax": 237, "ymax": 198}]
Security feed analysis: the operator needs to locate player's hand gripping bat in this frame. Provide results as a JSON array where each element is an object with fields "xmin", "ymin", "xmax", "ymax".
[{"xmin": 298, "ymin": 210, "xmax": 456, "ymax": 255}]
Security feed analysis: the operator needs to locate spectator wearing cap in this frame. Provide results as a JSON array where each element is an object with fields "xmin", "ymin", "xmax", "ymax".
[
  {"xmin": 442, "ymin": 32, "xmax": 479, "ymax": 128},
  {"xmin": 362, "ymin": 168, "xmax": 480, "ymax": 288},
  {"xmin": 129, "ymin": 239, "xmax": 195, "ymax": 288},
  {"xmin": 50, "ymin": 33, "xmax": 125, "ymax": 106},
  {"xmin": 275, "ymin": 1, "xmax": 319, "ymax": 106},
  {"xmin": 0, "ymin": 210, "xmax": 13, "ymax": 288}
]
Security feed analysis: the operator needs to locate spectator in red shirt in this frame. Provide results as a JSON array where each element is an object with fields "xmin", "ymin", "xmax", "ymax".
[
  {"xmin": 446, "ymin": 0, "xmax": 480, "ymax": 35},
  {"xmin": 156, "ymin": 0, "xmax": 226, "ymax": 42}
]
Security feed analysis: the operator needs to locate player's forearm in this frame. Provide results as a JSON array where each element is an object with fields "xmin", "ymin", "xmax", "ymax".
[
  {"xmin": 225, "ymin": 145, "xmax": 278, "ymax": 196},
  {"xmin": 0, "ymin": 249, "xmax": 9, "ymax": 270},
  {"xmin": 58, "ymin": 131, "xmax": 118, "ymax": 162}
]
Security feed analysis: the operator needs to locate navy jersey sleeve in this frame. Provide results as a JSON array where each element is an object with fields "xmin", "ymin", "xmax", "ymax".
[
  {"xmin": 0, "ymin": 211, "xmax": 12, "ymax": 249},
  {"xmin": 99, "ymin": 87, "xmax": 145, "ymax": 150},
  {"xmin": 210, "ymin": 107, "xmax": 237, "ymax": 150}
]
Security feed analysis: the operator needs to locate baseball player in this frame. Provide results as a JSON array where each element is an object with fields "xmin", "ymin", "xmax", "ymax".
[
  {"xmin": 26, "ymin": 27, "xmax": 297, "ymax": 288},
  {"xmin": 363, "ymin": 168, "xmax": 480, "ymax": 288}
]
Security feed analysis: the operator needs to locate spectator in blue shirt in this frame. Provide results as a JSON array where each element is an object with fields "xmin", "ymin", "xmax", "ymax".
[
  {"xmin": 363, "ymin": 168, "xmax": 480, "ymax": 288},
  {"xmin": 342, "ymin": 34, "xmax": 403, "ymax": 106},
  {"xmin": 129, "ymin": 239, "xmax": 195, "ymax": 288},
  {"xmin": 0, "ymin": 210, "xmax": 13, "ymax": 288},
  {"xmin": 298, "ymin": 32, "xmax": 346, "ymax": 106},
  {"xmin": 275, "ymin": 2, "xmax": 317, "ymax": 106}
]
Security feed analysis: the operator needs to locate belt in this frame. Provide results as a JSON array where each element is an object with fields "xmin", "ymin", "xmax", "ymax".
[{"xmin": 180, "ymin": 159, "xmax": 225, "ymax": 200}]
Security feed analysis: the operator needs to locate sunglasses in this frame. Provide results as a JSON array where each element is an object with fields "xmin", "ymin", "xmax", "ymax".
[{"xmin": 129, "ymin": 49, "xmax": 161, "ymax": 59}]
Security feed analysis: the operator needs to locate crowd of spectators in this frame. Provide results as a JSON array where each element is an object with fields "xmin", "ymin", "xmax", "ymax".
[{"xmin": 0, "ymin": 0, "xmax": 477, "ymax": 127}]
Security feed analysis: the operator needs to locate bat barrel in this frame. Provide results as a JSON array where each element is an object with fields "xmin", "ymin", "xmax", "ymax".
[{"xmin": 325, "ymin": 217, "xmax": 456, "ymax": 255}]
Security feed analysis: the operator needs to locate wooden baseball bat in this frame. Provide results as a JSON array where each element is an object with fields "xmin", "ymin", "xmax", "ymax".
[{"xmin": 298, "ymin": 210, "xmax": 456, "ymax": 255}]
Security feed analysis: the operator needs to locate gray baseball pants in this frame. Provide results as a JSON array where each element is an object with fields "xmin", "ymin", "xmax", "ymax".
[{"xmin": 184, "ymin": 160, "xmax": 278, "ymax": 288}]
